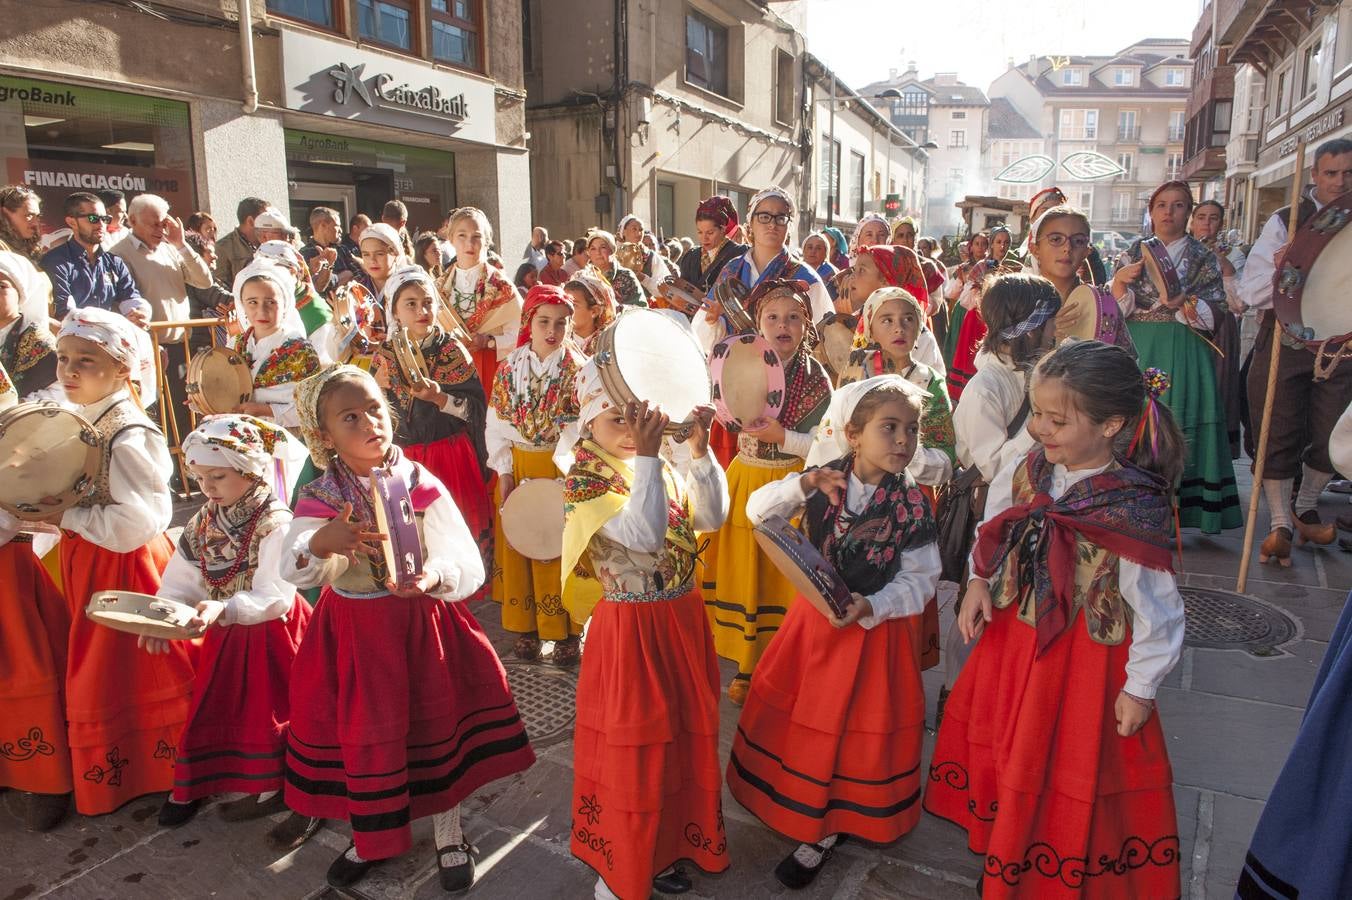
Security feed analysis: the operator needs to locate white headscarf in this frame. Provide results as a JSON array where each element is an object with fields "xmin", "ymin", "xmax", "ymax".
[
  {"xmin": 805, "ymin": 374, "xmax": 926, "ymax": 467},
  {"xmin": 232, "ymin": 259, "xmax": 302, "ymax": 338},
  {"xmin": 749, "ymin": 187, "xmax": 796, "ymax": 219},
  {"xmin": 381, "ymin": 263, "xmax": 440, "ymax": 328},
  {"xmin": 255, "ymin": 239, "xmax": 305, "ymax": 275},
  {"xmin": 358, "ymin": 223, "xmax": 406, "ymax": 258},
  {"xmin": 574, "ymin": 355, "xmax": 612, "ymax": 432},
  {"xmin": 0, "ymin": 250, "xmax": 49, "ymax": 326},
  {"xmin": 58, "ymin": 306, "xmax": 157, "ymax": 407},
  {"xmin": 850, "ymin": 213, "xmax": 892, "ymax": 252},
  {"xmin": 182, "ymin": 413, "xmax": 310, "ymax": 500},
  {"xmin": 617, "ymin": 214, "xmax": 647, "ymax": 238}
]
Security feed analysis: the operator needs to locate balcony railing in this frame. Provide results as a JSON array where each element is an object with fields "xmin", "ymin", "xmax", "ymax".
[{"xmin": 1117, "ymin": 126, "xmax": 1141, "ymax": 142}]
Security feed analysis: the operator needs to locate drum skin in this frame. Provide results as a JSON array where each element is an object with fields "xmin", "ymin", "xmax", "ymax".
[
  {"xmin": 86, "ymin": 590, "xmax": 203, "ymax": 640},
  {"xmin": 186, "ymin": 347, "xmax": 252, "ymax": 415},
  {"xmin": 0, "ymin": 402, "xmax": 99, "ymax": 519},
  {"xmin": 752, "ymin": 515, "xmax": 852, "ymax": 620},
  {"xmin": 710, "ymin": 333, "xmax": 785, "ymax": 429},
  {"xmin": 1274, "ymin": 196, "xmax": 1352, "ymax": 348},
  {"xmin": 594, "ymin": 308, "xmax": 710, "ymax": 434},
  {"xmin": 501, "ymin": 478, "xmax": 565, "ymax": 561}
]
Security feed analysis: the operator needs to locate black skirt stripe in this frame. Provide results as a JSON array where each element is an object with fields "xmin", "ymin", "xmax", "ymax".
[
  {"xmin": 704, "ymin": 599, "xmax": 790, "ymax": 620},
  {"xmin": 174, "ymin": 769, "xmax": 283, "ymax": 788},
  {"xmin": 1236, "ymin": 852, "xmax": 1300, "ymax": 900},
  {"xmin": 736, "ymin": 726, "xmax": 921, "ymax": 788},
  {"xmin": 174, "ymin": 747, "xmax": 285, "ymax": 765},
  {"xmin": 729, "ymin": 752, "xmax": 921, "ymax": 820}
]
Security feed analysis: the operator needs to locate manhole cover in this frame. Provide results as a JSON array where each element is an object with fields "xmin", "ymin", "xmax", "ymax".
[
  {"xmin": 503, "ymin": 660, "xmax": 577, "ymax": 747},
  {"xmin": 1182, "ymin": 588, "xmax": 1298, "ymax": 655}
]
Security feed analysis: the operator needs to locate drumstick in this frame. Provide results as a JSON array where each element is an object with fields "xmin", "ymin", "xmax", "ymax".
[{"xmin": 1237, "ymin": 139, "xmax": 1305, "ymax": 593}]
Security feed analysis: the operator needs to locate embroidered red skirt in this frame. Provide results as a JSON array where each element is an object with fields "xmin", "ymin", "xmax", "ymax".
[
  {"xmin": 924, "ymin": 606, "xmax": 1180, "ymax": 899},
  {"xmin": 947, "ymin": 307, "xmax": 987, "ymax": 402},
  {"xmin": 285, "ymin": 589, "xmax": 535, "ymax": 861},
  {"xmin": 572, "ymin": 587, "xmax": 729, "ymax": 899},
  {"xmin": 60, "ymin": 532, "xmax": 194, "ymax": 815},
  {"xmin": 0, "ymin": 539, "xmax": 73, "ymax": 796},
  {"xmin": 403, "ymin": 436, "xmax": 493, "ymax": 603},
  {"xmin": 727, "ymin": 597, "xmax": 926, "ymax": 845},
  {"xmin": 171, "ymin": 597, "xmax": 311, "ymax": 802}
]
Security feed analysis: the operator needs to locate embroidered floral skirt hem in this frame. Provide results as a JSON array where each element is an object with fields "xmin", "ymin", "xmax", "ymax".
[
  {"xmin": 728, "ymin": 598, "xmax": 926, "ymax": 845},
  {"xmin": 1127, "ymin": 320, "xmax": 1241, "ymax": 533},
  {"xmin": 0, "ymin": 540, "xmax": 73, "ymax": 795},
  {"xmin": 947, "ymin": 307, "xmax": 986, "ymax": 402},
  {"xmin": 171, "ymin": 598, "xmax": 311, "ymax": 802},
  {"xmin": 492, "ymin": 446, "xmax": 577, "ymax": 640},
  {"xmin": 923, "ymin": 606, "xmax": 1180, "ymax": 899},
  {"xmin": 60, "ymin": 532, "xmax": 193, "ymax": 815},
  {"xmin": 705, "ymin": 456, "xmax": 803, "ymax": 675},
  {"xmin": 285, "ymin": 589, "xmax": 535, "ymax": 861},
  {"xmin": 572, "ymin": 588, "xmax": 729, "ymax": 900},
  {"xmin": 405, "ymin": 435, "xmax": 493, "ymax": 603}
]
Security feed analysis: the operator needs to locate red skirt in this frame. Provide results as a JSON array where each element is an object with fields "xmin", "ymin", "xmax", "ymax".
[
  {"xmin": 572, "ymin": 588, "xmax": 729, "ymax": 899},
  {"xmin": 924, "ymin": 606, "xmax": 1180, "ymax": 899},
  {"xmin": 727, "ymin": 597, "xmax": 926, "ymax": 845},
  {"xmin": 403, "ymin": 436, "xmax": 493, "ymax": 603},
  {"xmin": 61, "ymin": 531, "xmax": 194, "ymax": 815},
  {"xmin": 0, "ymin": 539, "xmax": 73, "ymax": 795},
  {"xmin": 947, "ymin": 308, "xmax": 987, "ymax": 402},
  {"xmin": 473, "ymin": 347, "xmax": 498, "ymax": 401},
  {"xmin": 285, "ymin": 589, "xmax": 535, "ymax": 861},
  {"xmin": 708, "ymin": 420, "xmax": 738, "ymax": 471},
  {"xmin": 171, "ymin": 597, "xmax": 311, "ymax": 802}
]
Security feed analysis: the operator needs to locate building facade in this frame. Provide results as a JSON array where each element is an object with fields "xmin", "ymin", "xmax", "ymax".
[
  {"xmin": 861, "ymin": 64, "xmax": 989, "ymax": 235},
  {"xmin": 0, "ymin": 0, "xmax": 529, "ymax": 251},
  {"xmin": 988, "ymin": 40, "xmax": 1194, "ymax": 236}
]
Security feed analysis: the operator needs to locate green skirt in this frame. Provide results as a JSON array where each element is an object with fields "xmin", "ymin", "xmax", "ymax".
[
  {"xmin": 943, "ymin": 303, "xmax": 967, "ymax": 369},
  {"xmin": 1128, "ymin": 320, "xmax": 1242, "ymax": 534}
]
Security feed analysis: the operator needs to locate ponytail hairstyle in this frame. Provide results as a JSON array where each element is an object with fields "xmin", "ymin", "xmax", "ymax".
[
  {"xmin": 1032, "ymin": 340, "xmax": 1186, "ymax": 488},
  {"xmin": 978, "ymin": 273, "xmax": 1060, "ymax": 368}
]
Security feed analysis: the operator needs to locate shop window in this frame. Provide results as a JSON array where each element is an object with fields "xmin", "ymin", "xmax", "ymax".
[
  {"xmin": 1299, "ymin": 38, "xmax": 1322, "ymax": 100},
  {"xmin": 358, "ymin": 0, "xmax": 414, "ymax": 52},
  {"xmin": 431, "ymin": 0, "xmax": 480, "ymax": 71},
  {"xmin": 819, "ymin": 135, "xmax": 841, "ymax": 215},
  {"xmin": 267, "ymin": 0, "xmax": 338, "ymax": 28},
  {"xmin": 774, "ymin": 49, "xmax": 794, "ymax": 126},
  {"xmin": 686, "ymin": 11, "xmax": 729, "ymax": 98}
]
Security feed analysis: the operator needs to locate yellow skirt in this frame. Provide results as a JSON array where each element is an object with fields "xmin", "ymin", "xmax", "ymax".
[
  {"xmin": 705, "ymin": 454, "xmax": 803, "ymax": 675},
  {"xmin": 492, "ymin": 446, "xmax": 578, "ymax": 641}
]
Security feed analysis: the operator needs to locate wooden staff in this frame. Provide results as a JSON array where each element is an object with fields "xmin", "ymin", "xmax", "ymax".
[{"xmin": 1237, "ymin": 140, "xmax": 1305, "ymax": 593}]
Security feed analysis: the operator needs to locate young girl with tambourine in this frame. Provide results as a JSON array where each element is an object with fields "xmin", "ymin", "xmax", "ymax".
[
  {"xmin": 146, "ymin": 415, "xmax": 312, "ymax": 838},
  {"xmin": 226, "ymin": 259, "xmax": 324, "ymax": 427},
  {"xmin": 280, "ymin": 364, "xmax": 534, "ymax": 892},
  {"xmin": 729, "ymin": 375, "xmax": 941, "ymax": 889}
]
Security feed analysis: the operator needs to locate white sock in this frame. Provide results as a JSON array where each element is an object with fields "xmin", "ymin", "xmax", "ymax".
[
  {"xmin": 1295, "ymin": 466, "xmax": 1334, "ymax": 516},
  {"xmin": 594, "ymin": 876, "xmax": 620, "ymax": 899},
  {"xmin": 168, "ymin": 797, "xmax": 191, "ymax": 806},
  {"xmin": 1264, "ymin": 478, "xmax": 1294, "ymax": 531},
  {"xmin": 256, "ymin": 790, "xmax": 278, "ymax": 803},
  {"xmin": 792, "ymin": 833, "xmax": 840, "ymax": 868},
  {"xmin": 344, "ymin": 844, "xmax": 366, "ymax": 863},
  {"xmin": 433, "ymin": 805, "xmax": 464, "ymax": 850}
]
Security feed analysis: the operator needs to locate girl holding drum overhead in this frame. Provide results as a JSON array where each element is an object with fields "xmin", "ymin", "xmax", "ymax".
[
  {"xmin": 487, "ymin": 284, "xmax": 584, "ymax": 664},
  {"xmin": 282, "ymin": 364, "xmax": 534, "ymax": 892},
  {"xmin": 376, "ymin": 264, "xmax": 493, "ymax": 598},
  {"xmin": 730, "ymin": 375, "xmax": 940, "ymax": 890},
  {"xmin": 147, "ymin": 415, "xmax": 313, "ymax": 833},
  {"xmin": 227, "ymin": 259, "xmax": 323, "ymax": 428},
  {"xmin": 704, "ymin": 278, "xmax": 833, "ymax": 706},
  {"xmin": 45, "ymin": 307, "xmax": 195, "ymax": 816},
  {"xmin": 562, "ymin": 363, "xmax": 730, "ymax": 900}
]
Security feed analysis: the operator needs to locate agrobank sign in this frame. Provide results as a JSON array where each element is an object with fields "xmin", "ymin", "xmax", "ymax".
[{"xmin": 280, "ymin": 30, "xmax": 495, "ymax": 145}]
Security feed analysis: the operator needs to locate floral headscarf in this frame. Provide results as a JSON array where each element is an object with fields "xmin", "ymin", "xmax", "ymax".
[
  {"xmin": 695, "ymin": 195, "xmax": 739, "ymax": 237},
  {"xmin": 516, "ymin": 283, "xmax": 574, "ymax": 348},
  {"xmin": 182, "ymin": 413, "xmax": 309, "ymax": 499},
  {"xmin": 58, "ymin": 306, "xmax": 157, "ymax": 406},
  {"xmin": 294, "ymin": 363, "xmax": 380, "ymax": 467},
  {"xmin": 853, "ymin": 286, "xmax": 927, "ymax": 350}
]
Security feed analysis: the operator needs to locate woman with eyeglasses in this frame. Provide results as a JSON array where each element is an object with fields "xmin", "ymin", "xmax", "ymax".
[{"xmin": 1027, "ymin": 205, "xmax": 1133, "ymax": 352}]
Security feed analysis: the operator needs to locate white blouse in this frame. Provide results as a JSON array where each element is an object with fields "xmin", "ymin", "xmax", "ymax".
[
  {"xmin": 1331, "ymin": 401, "xmax": 1352, "ymax": 477},
  {"xmin": 746, "ymin": 471, "xmax": 942, "ymax": 630},
  {"xmin": 596, "ymin": 453, "xmax": 729, "ymax": 552},
  {"xmin": 970, "ymin": 456, "xmax": 1185, "ymax": 699},
  {"xmin": 59, "ymin": 390, "xmax": 173, "ymax": 552},
  {"xmin": 280, "ymin": 469, "xmax": 485, "ymax": 602},
  {"xmin": 484, "ymin": 344, "xmax": 572, "ymax": 476},
  {"xmin": 157, "ymin": 527, "xmax": 298, "ymax": 626},
  {"xmin": 954, "ymin": 350, "xmax": 1037, "ymax": 482}
]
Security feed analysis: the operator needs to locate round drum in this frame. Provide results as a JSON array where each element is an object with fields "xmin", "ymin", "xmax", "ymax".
[
  {"xmin": 752, "ymin": 514, "xmax": 853, "ymax": 621},
  {"xmin": 657, "ymin": 276, "xmax": 706, "ymax": 316},
  {"xmin": 1139, "ymin": 236, "xmax": 1182, "ymax": 304},
  {"xmin": 501, "ymin": 478, "xmax": 565, "ymax": 561},
  {"xmin": 86, "ymin": 590, "xmax": 203, "ymax": 640},
  {"xmin": 1058, "ymin": 284, "xmax": 1110, "ymax": 342},
  {"xmin": 593, "ymin": 307, "xmax": 710, "ymax": 435},
  {"xmin": 186, "ymin": 346, "xmax": 252, "ymax": 415},
  {"xmin": 333, "ymin": 282, "xmax": 383, "ymax": 362},
  {"xmin": 615, "ymin": 242, "xmax": 646, "ymax": 274},
  {"xmin": 814, "ymin": 313, "xmax": 858, "ymax": 379},
  {"xmin": 0, "ymin": 402, "xmax": 99, "ymax": 520},
  {"xmin": 710, "ymin": 333, "xmax": 785, "ymax": 429},
  {"xmin": 1274, "ymin": 195, "xmax": 1352, "ymax": 350},
  {"xmin": 712, "ymin": 278, "xmax": 756, "ymax": 334},
  {"xmin": 369, "ymin": 465, "xmax": 424, "ymax": 590}
]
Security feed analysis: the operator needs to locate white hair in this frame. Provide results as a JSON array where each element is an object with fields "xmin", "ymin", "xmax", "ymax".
[{"xmin": 127, "ymin": 193, "xmax": 170, "ymax": 221}]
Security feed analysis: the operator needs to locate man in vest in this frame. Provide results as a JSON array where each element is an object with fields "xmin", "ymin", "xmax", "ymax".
[{"xmin": 1239, "ymin": 137, "xmax": 1352, "ymax": 565}]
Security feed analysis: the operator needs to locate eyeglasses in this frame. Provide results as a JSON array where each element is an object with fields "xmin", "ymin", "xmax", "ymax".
[
  {"xmin": 1041, "ymin": 233, "xmax": 1092, "ymax": 250},
  {"xmin": 79, "ymin": 214, "xmax": 115, "ymax": 225},
  {"xmin": 752, "ymin": 212, "xmax": 792, "ymax": 227}
]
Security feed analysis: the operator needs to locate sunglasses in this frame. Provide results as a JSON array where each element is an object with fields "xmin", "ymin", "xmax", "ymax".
[{"xmin": 78, "ymin": 214, "xmax": 115, "ymax": 225}]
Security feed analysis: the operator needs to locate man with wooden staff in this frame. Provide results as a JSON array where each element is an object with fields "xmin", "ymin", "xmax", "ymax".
[{"xmin": 1239, "ymin": 138, "xmax": 1352, "ymax": 566}]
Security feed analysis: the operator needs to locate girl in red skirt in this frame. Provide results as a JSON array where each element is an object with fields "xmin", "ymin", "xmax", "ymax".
[
  {"xmin": 0, "ymin": 358, "xmax": 72, "ymax": 831},
  {"xmin": 44, "ymin": 308, "xmax": 195, "ymax": 816},
  {"xmin": 147, "ymin": 415, "xmax": 312, "ymax": 830},
  {"xmin": 925, "ymin": 340, "xmax": 1187, "ymax": 899},
  {"xmin": 728, "ymin": 375, "xmax": 941, "ymax": 889},
  {"xmin": 562, "ymin": 357, "xmax": 730, "ymax": 900},
  {"xmin": 376, "ymin": 264, "xmax": 493, "ymax": 599},
  {"xmin": 282, "ymin": 364, "xmax": 534, "ymax": 892}
]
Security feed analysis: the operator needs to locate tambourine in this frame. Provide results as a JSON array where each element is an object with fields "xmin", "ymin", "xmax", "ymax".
[
  {"xmin": 1059, "ymin": 284, "xmax": 1119, "ymax": 343},
  {"xmin": 186, "ymin": 346, "xmax": 252, "ymax": 415},
  {"xmin": 86, "ymin": 590, "xmax": 204, "ymax": 640},
  {"xmin": 332, "ymin": 282, "xmax": 384, "ymax": 362},
  {"xmin": 814, "ymin": 313, "xmax": 858, "ymax": 380},
  {"xmin": 712, "ymin": 278, "xmax": 757, "ymax": 334},
  {"xmin": 369, "ymin": 464, "xmax": 424, "ymax": 590},
  {"xmin": 657, "ymin": 276, "xmax": 708, "ymax": 316},
  {"xmin": 389, "ymin": 325, "xmax": 432, "ymax": 390},
  {"xmin": 501, "ymin": 478, "xmax": 565, "ymax": 561},
  {"xmin": 593, "ymin": 308, "xmax": 711, "ymax": 437},
  {"xmin": 710, "ymin": 333, "xmax": 785, "ymax": 429},
  {"xmin": 1273, "ymin": 193, "xmax": 1352, "ymax": 354},
  {"xmin": 0, "ymin": 402, "xmax": 99, "ymax": 520},
  {"xmin": 752, "ymin": 515, "xmax": 852, "ymax": 620},
  {"xmin": 1138, "ymin": 236, "xmax": 1183, "ymax": 306},
  {"xmin": 615, "ymin": 241, "xmax": 647, "ymax": 274}
]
